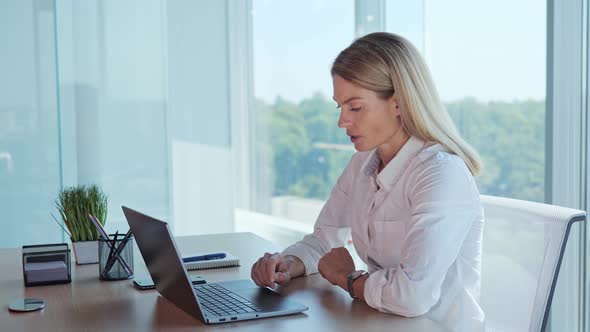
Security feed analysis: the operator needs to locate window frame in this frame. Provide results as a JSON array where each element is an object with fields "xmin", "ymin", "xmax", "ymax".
[{"xmin": 548, "ymin": 0, "xmax": 587, "ymax": 331}]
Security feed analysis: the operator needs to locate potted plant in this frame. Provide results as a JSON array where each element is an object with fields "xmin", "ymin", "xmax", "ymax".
[{"xmin": 54, "ymin": 184, "xmax": 108, "ymax": 264}]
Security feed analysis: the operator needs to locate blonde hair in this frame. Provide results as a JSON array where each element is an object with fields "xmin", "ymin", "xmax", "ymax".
[{"xmin": 331, "ymin": 32, "xmax": 482, "ymax": 175}]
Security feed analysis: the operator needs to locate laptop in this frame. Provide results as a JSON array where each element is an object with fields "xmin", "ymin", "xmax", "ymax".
[{"xmin": 122, "ymin": 206, "xmax": 308, "ymax": 324}]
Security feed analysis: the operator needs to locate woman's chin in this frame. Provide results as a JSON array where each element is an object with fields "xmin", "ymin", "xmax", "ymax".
[{"xmin": 353, "ymin": 143, "xmax": 372, "ymax": 152}]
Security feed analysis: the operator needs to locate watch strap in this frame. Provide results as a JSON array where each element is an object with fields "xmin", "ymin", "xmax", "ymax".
[{"xmin": 347, "ymin": 270, "xmax": 368, "ymax": 299}]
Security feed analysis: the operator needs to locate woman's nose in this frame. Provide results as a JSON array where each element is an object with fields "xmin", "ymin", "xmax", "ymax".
[{"xmin": 338, "ymin": 110, "xmax": 351, "ymax": 128}]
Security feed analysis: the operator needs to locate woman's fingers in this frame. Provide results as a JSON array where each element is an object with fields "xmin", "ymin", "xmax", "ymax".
[
  {"xmin": 251, "ymin": 252, "xmax": 283, "ymax": 288},
  {"xmin": 251, "ymin": 257, "xmax": 265, "ymax": 287},
  {"xmin": 265, "ymin": 253, "xmax": 281, "ymax": 285}
]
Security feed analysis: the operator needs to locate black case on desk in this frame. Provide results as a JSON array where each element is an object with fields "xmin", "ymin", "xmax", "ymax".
[{"xmin": 22, "ymin": 243, "xmax": 72, "ymax": 286}]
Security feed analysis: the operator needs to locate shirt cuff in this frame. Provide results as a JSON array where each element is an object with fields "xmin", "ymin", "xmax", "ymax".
[
  {"xmin": 282, "ymin": 242, "xmax": 322, "ymax": 275},
  {"xmin": 363, "ymin": 269, "xmax": 389, "ymax": 312}
]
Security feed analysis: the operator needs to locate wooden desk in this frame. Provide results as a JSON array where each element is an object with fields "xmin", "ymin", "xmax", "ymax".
[{"xmin": 0, "ymin": 232, "xmax": 448, "ymax": 331}]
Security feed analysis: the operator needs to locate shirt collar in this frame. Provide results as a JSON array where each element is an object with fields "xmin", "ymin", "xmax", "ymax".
[{"xmin": 361, "ymin": 136, "xmax": 426, "ymax": 191}]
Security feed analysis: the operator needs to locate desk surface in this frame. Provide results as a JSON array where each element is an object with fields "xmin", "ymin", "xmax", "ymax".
[{"xmin": 1, "ymin": 232, "xmax": 448, "ymax": 331}]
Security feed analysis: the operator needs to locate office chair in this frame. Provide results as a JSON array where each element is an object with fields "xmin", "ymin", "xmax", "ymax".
[{"xmin": 479, "ymin": 195, "xmax": 585, "ymax": 332}]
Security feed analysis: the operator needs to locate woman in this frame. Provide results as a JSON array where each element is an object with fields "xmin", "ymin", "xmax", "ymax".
[{"xmin": 251, "ymin": 32, "xmax": 484, "ymax": 330}]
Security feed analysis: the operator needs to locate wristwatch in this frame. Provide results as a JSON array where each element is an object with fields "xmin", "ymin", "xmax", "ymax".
[{"xmin": 347, "ymin": 270, "xmax": 368, "ymax": 299}]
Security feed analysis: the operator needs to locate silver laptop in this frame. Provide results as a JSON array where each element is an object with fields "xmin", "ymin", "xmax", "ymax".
[{"xmin": 122, "ymin": 206, "xmax": 308, "ymax": 324}]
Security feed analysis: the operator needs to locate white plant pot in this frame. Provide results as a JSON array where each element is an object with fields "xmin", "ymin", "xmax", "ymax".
[{"xmin": 72, "ymin": 240, "xmax": 99, "ymax": 265}]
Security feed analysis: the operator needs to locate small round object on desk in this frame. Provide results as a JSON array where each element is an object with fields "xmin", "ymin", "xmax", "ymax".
[{"xmin": 8, "ymin": 298, "xmax": 45, "ymax": 312}]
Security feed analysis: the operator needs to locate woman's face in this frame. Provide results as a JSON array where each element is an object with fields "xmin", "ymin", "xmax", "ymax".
[{"xmin": 332, "ymin": 75, "xmax": 406, "ymax": 154}]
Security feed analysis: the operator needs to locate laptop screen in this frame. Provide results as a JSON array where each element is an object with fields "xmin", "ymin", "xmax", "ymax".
[{"xmin": 122, "ymin": 206, "xmax": 205, "ymax": 321}]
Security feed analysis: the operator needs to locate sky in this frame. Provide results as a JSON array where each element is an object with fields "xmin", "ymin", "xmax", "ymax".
[{"xmin": 252, "ymin": 0, "xmax": 546, "ymax": 104}]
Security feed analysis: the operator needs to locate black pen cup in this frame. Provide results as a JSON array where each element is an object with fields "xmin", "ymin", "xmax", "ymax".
[{"xmin": 98, "ymin": 235, "xmax": 134, "ymax": 281}]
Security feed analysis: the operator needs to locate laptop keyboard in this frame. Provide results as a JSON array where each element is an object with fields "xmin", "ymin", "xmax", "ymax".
[{"xmin": 194, "ymin": 283, "xmax": 263, "ymax": 316}]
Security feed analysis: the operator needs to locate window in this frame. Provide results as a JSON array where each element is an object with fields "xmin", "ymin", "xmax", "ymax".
[
  {"xmin": 387, "ymin": 0, "xmax": 546, "ymax": 202},
  {"xmin": 247, "ymin": 0, "xmax": 546, "ymax": 248},
  {"xmin": 244, "ymin": 0, "xmax": 355, "ymax": 245}
]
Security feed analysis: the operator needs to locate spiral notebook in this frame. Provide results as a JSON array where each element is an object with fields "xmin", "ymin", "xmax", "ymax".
[{"xmin": 182, "ymin": 252, "xmax": 240, "ymax": 271}]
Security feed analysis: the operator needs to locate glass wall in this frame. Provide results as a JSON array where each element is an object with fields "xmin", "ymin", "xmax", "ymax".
[
  {"xmin": 0, "ymin": 0, "xmax": 62, "ymax": 247},
  {"xmin": 0, "ymin": 0, "xmax": 235, "ymax": 247},
  {"xmin": 57, "ymin": 0, "xmax": 171, "ymax": 234}
]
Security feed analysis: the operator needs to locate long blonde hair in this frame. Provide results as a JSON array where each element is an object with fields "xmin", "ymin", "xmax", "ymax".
[{"xmin": 331, "ymin": 32, "xmax": 482, "ymax": 175}]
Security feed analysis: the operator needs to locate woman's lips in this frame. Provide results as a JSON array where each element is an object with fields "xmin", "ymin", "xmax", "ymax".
[{"xmin": 350, "ymin": 135, "xmax": 360, "ymax": 143}]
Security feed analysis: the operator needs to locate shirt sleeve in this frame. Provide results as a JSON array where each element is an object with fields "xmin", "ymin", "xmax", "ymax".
[
  {"xmin": 281, "ymin": 164, "xmax": 355, "ymax": 275},
  {"xmin": 363, "ymin": 156, "xmax": 480, "ymax": 317}
]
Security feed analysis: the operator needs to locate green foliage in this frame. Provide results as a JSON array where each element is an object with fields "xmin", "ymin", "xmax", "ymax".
[
  {"xmin": 55, "ymin": 184, "xmax": 108, "ymax": 241},
  {"xmin": 255, "ymin": 94, "xmax": 545, "ymax": 203},
  {"xmin": 255, "ymin": 94, "xmax": 354, "ymax": 200},
  {"xmin": 447, "ymin": 98, "xmax": 544, "ymax": 202}
]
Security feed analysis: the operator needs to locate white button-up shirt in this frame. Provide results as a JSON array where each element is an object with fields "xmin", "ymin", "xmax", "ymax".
[{"xmin": 282, "ymin": 136, "xmax": 484, "ymax": 331}]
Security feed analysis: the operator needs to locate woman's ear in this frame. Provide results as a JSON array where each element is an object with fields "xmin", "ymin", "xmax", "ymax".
[{"xmin": 391, "ymin": 96, "xmax": 401, "ymax": 116}]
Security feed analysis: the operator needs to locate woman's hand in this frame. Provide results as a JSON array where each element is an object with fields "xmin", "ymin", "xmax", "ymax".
[
  {"xmin": 251, "ymin": 252, "xmax": 304, "ymax": 288},
  {"xmin": 318, "ymin": 247, "xmax": 355, "ymax": 289}
]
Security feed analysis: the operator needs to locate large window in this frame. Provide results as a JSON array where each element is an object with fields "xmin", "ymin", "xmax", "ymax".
[
  {"xmin": 388, "ymin": 0, "xmax": 546, "ymax": 202},
  {"xmin": 1, "ymin": 0, "xmax": 547, "ymax": 250},
  {"xmin": 244, "ymin": 0, "xmax": 355, "ymax": 244},
  {"xmin": 248, "ymin": 0, "xmax": 546, "ymax": 247}
]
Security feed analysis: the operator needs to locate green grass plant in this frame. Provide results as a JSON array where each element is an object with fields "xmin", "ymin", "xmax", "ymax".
[{"xmin": 55, "ymin": 184, "xmax": 107, "ymax": 241}]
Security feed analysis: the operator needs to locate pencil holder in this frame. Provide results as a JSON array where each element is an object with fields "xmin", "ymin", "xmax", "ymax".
[{"xmin": 98, "ymin": 235, "xmax": 134, "ymax": 280}]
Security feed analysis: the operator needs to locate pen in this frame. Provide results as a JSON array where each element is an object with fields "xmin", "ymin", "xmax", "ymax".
[
  {"xmin": 103, "ymin": 232, "xmax": 118, "ymax": 278},
  {"xmin": 89, "ymin": 214, "xmax": 133, "ymax": 274},
  {"xmin": 88, "ymin": 214, "xmax": 110, "ymax": 241},
  {"xmin": 183, "ymin": 253, "xmax": 226, "ymax": 263},
  {"xmin": 103, "ymin": 230, "xmax": 134, "ymax": 275}
]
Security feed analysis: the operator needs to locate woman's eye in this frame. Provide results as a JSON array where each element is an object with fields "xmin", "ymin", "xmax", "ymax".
[{"xmin": 350, "ymin": 107, "xmax": 361, "ymax": 112}]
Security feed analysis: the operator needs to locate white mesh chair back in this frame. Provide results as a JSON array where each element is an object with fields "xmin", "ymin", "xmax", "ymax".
[{"xmin": 480, "ymin": 195, "xmax": 585, "ymax": 332}]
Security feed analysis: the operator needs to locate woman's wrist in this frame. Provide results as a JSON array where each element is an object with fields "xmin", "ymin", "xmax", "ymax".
[
  {"xmin": 284, "ymin": 255, "xmax": 305, "ymax": 278},
  {"xmin": 352, "ymin": 274, "xmax": 369, "ymax": 301}
]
